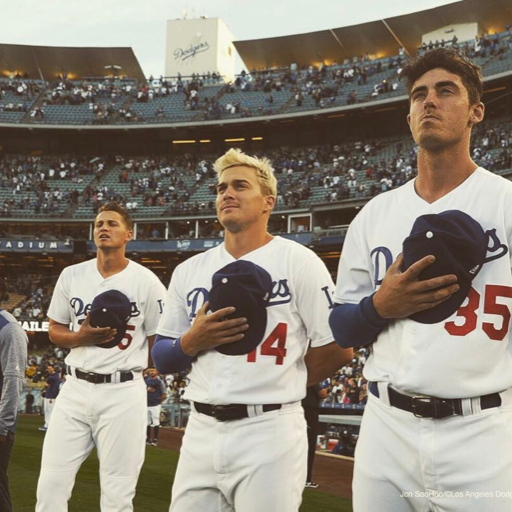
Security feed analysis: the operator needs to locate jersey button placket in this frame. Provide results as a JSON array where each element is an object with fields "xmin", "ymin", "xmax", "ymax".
[{"xmin": 406, "ymin": 324, "xmax": 419, "ymax": 372}]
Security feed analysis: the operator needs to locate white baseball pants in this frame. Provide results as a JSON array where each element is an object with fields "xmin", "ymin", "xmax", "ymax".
[
  {"xmin": 169, "ymin": 402, "xmax": 307, "ymax": 512},
  {"xmin": 36, "ymin": 374, "xmax": 147, "ymax": 512},
  {"xmin": 147, "ymin": 405, "xmax": 161, "ymax": 427},
  {"xmin": 353, "ymin": 386, "xmax": 512, "ymax": 512}
]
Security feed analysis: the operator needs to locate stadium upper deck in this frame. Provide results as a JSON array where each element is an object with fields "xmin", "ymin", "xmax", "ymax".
[{"xmin": 1, "ymin": 29, "xmax": 511, "ymax": 127}]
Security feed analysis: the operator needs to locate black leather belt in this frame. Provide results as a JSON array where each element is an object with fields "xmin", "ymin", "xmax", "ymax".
[
  {"xmin": 67, "ymin": 366, "xmax": 134, "ymax": 384},
  {"xmin": 193, "ymin": 402, "xmax": 282, "ymax": 422},
  {"xmin": 369, "ymin": 382, "xmax": 501, "ymax": 419}
]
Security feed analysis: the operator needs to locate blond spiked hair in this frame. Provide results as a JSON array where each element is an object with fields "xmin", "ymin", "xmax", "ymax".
[{"xmin": 213, "ymin": 148, "xmax": 277, "ymax": 197}]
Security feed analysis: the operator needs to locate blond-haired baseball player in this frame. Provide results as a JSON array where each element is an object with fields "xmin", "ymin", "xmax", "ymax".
[{"xmin": 154, "ymin": 148, "xmax": 352, "ymax": 511}]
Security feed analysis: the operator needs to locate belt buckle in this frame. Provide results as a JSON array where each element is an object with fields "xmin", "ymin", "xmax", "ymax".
[
  {"xmin": 411, "ymin": 396, "xmax": 455, "ymax": 419},
  {"xmin": 411, "ymin": 396, "xmax": 432, "ymax": 418},
  {"xmin": 86, "ymin": 372, "xmax": 100, "ymax": 384},
  {"xmin": 211, "ymin": 404, "xmax": 243, "ymax": 422}
]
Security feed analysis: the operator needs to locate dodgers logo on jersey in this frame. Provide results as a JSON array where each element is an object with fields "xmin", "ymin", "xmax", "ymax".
[
  {"xmin": 268, "ymin": 279, "xmax": 292, "ymax": 306},
  {"xmin": 369, "ymin": 228, "xmax": 508, "ymax": 288},
  {"xmin": 370, "ymin": 247, "xmax": 393, "ymax": 288},
  {"xmin": 70, "ymin": 298, "xmax": 91, "ymax": 317},
  {"xmin": 187, "ymin": 288, "xmax": 208, "ymax": 321},
  {"xmin": 69, "ymin": 297, "xmax": 140, "ymax": 318},
  {"xmin": 484, "ymin": 229, "xmax": 508, "ymax": 263}
]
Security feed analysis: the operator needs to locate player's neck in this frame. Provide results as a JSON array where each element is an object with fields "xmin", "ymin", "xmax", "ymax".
[
  {"xmin": 96, "ymin": 250, "xmax": 130, "ymax": 278},
  {"xmin": 224, "ymin": 228, "xmax": 274, "ymax": 259},
  {"xmin": 415, "ymin": 145, "xmax": 477, "ymax": 204}
]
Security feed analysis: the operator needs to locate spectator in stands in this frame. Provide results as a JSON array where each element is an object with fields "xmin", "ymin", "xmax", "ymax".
[
  {"xmin": 25, "ymin": 389, "xmax": 35, "ymax": 414},
  {"xmin": 39, "ymin": 365, "xmax": 60, "ymax": 432}
]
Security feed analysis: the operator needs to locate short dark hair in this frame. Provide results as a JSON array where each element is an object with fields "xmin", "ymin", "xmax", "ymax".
[
  {"xmin": 400, "ymin": 48, "xmax": 483, "ymax": 105},
  {"xmin": 96, "ymin": 202, "xmax": 134, "ymax": 231},
  {"xmin": 0, "ymin": 278, "xmax": 5, "ymax": 303}
]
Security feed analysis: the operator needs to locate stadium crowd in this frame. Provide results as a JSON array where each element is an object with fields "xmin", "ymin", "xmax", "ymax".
[
  {"xmin": 1, "ymin": 117, "xmax": 512, "ymax": 218},
  {"xmin": 0, "ymin": 155, "xmax": 107, "ymax": 217},
  {"xmin": 1, "ymin": 29, "xmax": 510, "ymax": 127},
  {"xmin": 8, "ymin": 276, "xmax": 52, "ymax": 323},
  {"xmin": 20, "ymin": 341, "xmax": 367, "ymax": 413}
]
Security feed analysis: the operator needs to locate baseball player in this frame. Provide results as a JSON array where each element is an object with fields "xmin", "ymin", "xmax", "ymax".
[
  {"xmin": 36, "ymin": 202, "xmax": 166, "ymax": 512},
  {"xmin": 153, "ymin": 148, "xmax": 352, "ymax": 511},
  {"xmin": 39, "ymin": 365, "xmax": 59, "ymax": 432},
  {"xmin": 330, "ymin": 48, "xmax": 512, "ymax": 511},
  {"xmin": 0, "ymin": 277, "xmax": 28, "ymax": 512},
  {"xmin": 145, "ymin": 366, "xmax": 167, "ymax": 446}
]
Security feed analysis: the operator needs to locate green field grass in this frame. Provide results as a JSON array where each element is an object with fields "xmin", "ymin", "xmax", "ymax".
[{"xmin": 10, "ymin": 416, "xmax": 352, "ymax": 511}]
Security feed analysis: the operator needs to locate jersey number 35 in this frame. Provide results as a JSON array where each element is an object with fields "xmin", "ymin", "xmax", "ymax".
[{"xmin": 445, "ymin": 285, "xmax": 512, "ymax": 341}]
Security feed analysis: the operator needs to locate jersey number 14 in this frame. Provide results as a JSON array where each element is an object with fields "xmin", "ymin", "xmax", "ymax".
[{"xmin": 247, "ymin": 323, "xmax": 287, "ymax": 365}]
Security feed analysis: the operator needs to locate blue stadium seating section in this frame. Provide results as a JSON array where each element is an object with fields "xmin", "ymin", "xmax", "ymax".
[
  {"xmin": 0, "ymin": 31, "xmax": 510, "ymax": 126},
  {"xmin": 1, "ymin": 114, "xmax": 511, "ymax": 220}
]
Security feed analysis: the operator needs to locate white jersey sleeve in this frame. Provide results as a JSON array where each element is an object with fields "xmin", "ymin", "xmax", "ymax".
[
  {"xmin": 293, "ymin": 254, "xmax": 335, "ymax": 348},
  {"xmin": 143, "ymin": 281, "xmax": 168, "ymax": 337},
  {"xmin": 333, "ymin": 211, "xmax": 375, "ymax": 305},
  {"xmin": 48, "ymin": 269, "xmax": 73, "ymax": 325},
  {"xmin": 157, "ymin": 264, "xmax": 190, "ymax": 339}
]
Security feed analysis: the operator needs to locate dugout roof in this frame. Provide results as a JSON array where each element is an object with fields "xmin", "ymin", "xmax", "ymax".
[
  {"xmin": 0, "ymin": 44, "xmax": 146, "ymax": 81},
  {"xmin": 234, "ymin": 0, "xmax": 512, "ymax": 69}
]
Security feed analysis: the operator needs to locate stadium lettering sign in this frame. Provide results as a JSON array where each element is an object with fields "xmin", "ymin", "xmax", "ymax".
[
  {"xmin": 174, "ymin": 41, "xmax": 210, "ymax": 61},
  {"xmin": 19, "ymin": 321, "xmax": 50, "ymax": 332},
  {"xmin": 0, "ymin": 239, "xmax": 73, "ymax": 253}
]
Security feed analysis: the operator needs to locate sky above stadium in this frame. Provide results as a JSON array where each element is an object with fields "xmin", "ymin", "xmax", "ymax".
[{"xmin": 1, "ymin": 0, "xmax": 460, "ymax": 77}]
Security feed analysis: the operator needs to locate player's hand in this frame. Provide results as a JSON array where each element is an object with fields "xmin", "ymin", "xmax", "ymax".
[
  {"xmin": 75, "ymin": 314, "xmax": 117, "ymax": 346},
  {"xmin": 372, "ymin": 254, "xmax": 459, "ymax": 319},
  {"xmin": 181, "ymin": 301, "xmax": 249, "ymax": 357}
]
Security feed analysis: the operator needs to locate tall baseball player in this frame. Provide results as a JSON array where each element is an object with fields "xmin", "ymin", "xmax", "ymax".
[
  {"xmin": 329, "ymin": 48, "xmax": 512, "ymax": 512},
  {"xmin": 145, "ymin": 366, "xmax": 166, "ymax": 446},
  {"xmin": 153, "ymin": 148, "xmax": 352, "ymax": 511},
  {"xmin": 36, "ymin": 202, "xmax": 166, "ymax": 512}
]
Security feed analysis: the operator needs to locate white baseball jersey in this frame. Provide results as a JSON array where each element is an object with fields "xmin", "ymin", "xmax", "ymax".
[
  {"xmin": 158, "ymin": 236, "xmax": 335, "ymax": 405},
  {"xmin": 48, "ymin": 259, "xmax": 166, "ymax": 374},
  {"xmin": 37, "ymin": 259, "xmax": 166, "ymax": 512},
  {"xmin": 335, "ymin": 167, "xmax": 512, "ymax": 398}
]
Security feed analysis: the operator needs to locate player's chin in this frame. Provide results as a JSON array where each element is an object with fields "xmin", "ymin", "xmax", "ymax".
[
  {"xmin": 218, "ymin": 216, "xmax": 243, "ymax": 233},
  {"xmin": 416, "ymin": 132, "xmax": 453, "ymax": 151},
  {"xmin": 96, "ymin": 239, "xmax": 120, "ymax": 248}
]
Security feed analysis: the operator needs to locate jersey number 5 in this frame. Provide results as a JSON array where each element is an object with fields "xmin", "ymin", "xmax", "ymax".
[
  {"xmin": 118, "ymin": 324, "xmax": 136, "ymax": 350},
  {"xmin": 445, "ymin": 285, "xmax": 512, "ymax": 341},
  {"xmin": 247, "ymin": 323, "xmax": 287, "ymax": 365}
]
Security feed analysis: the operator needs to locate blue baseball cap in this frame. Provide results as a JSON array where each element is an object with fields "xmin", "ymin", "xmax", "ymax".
[
  {"xmin": 89, "ymin": 289, "xmax": 132, "ymax": 349},
  {"xmin": 402, "ymin": 210, "xmax": 487, "ymax": 324},
  {"xmin": 209, "ymin": 260, "xmax": 273, "ymax": 356}
]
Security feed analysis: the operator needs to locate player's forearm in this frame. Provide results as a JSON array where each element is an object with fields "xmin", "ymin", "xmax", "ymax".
[
  {"xmin": 49, "ymin": 323, "xmax": 82, "ymax": 348},
  {"xmin": 152, "ymin": 335, "xmax": 194, "ymax": 374},
  {"xmin": 305, "ymin": 342, "xmax": 353, "ymax": 386},
  {"xmin": 328, "ymin": 295, "xmax": 389, "ymax": 348}
]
